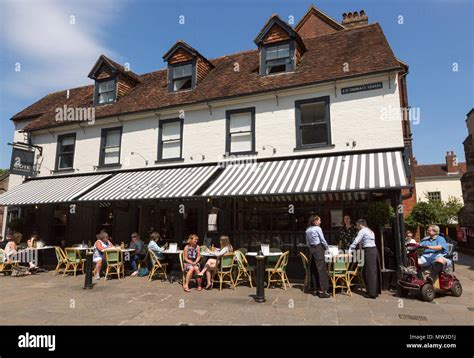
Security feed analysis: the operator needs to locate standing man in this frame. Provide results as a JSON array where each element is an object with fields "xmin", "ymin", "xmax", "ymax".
[
  {"xmin": 349, "ymin": 219, "xmax": 381, "ymax": 299},
  {"xmin": 305, "ymin": 215, "xmax": 330, "ymax": 298}
]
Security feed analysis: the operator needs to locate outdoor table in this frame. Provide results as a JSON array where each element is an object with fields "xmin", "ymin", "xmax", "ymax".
[
  {"xmin": 162, "ymin": 250, "xmax": 183, "ymax": 283},
  {"xmin": 245, "ymin": 252, "xmax": 282, "ymax": 257}
]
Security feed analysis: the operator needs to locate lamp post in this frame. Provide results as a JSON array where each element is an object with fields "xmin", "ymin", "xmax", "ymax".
[
  {"xmin": 83, "ymin": 252, "xmax": 94, "ymax": 290},
  {"xmin": 254, "ymin": 252, "xmax": 266, "ymax": 303}
]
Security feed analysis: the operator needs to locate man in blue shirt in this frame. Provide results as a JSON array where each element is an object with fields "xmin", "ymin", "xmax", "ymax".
[
  {"xmin": 305, "ymin": 215, "xmax": 330, "ymax": 298},
  {"xmin": 419, "ymin": 225, "xmax": 449, "ymax": 284}
]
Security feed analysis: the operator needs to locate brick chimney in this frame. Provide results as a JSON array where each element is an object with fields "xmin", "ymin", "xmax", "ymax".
[
  {"xmin": 445, "ymin": 151, "xmax": 458, "ymax": 174},
  {"xmin": 342, "ymin": 10, "xmax": 368, "ymax": 28}
]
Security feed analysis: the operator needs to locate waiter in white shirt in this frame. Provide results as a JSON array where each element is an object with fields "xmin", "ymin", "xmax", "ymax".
[
  {"xmin": 305, "ymin": 215, "xmax": 330, "ymax": 298},
  {"xmin": 349, "ymin": 219, "xmax": 381, "ymax": 299}
]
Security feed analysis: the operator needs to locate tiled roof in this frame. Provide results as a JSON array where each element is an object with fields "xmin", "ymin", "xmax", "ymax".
[
  {"xmin": 414, "ymin": 163, "xmax": 467, "ymax": 178},
  {"xmin": 13, "ymin": 23, "xmax": 401, "ymax": 132}
]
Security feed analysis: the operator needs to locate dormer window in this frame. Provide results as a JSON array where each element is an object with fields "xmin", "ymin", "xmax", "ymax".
[
  {"xmin": 264, "ymin": 43, "xmax": 292, "ymax": 74},
  {"xmin": 88, "ymin": 55, "xmax": 140, "ymax": 106},
  {"xmin": 254, "ymin": 14, "xmax": 306, "ymax": 77},
  {"xmin": 97, "ymin": 79, "xmax": 116, "ymax": 104},
  {"xmin": 171, "ymin": 63, "xmax": 194, "ymax": 91},
  {"xmin": 163, "ymin": 40, "xmax": 214, "ymax": 93}
]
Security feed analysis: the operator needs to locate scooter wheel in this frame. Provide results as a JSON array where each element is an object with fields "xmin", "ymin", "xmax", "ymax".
[
  {"xmin": 421, "ymin": 284, "xmax": 435, "ymax": 302},
  {"xmin": 397, "ymin": 285, "xmax": 409, "ymax": 298},
  {"xmin": 451, "ymin": 281, "xmax": 462, "ymax": 297}
]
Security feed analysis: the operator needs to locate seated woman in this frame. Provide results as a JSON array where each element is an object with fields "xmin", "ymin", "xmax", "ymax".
[
  {"xmin": 418, "ymin": 225, "xmax": 449, "ymax": 283},
  {"xmin": 198, "ymin": 236, "xmax": 233, "ymax": 290},
  {"xmin": 93, "ymin": 231, "xmax": 114, "ymax": 280},
  {"xmin": 183, "ymin": 234, "xmax": 202, "ymax": 292},
  {"xmin": 5, "ymin": 233, "xmax": 36, "ymax": 274}
]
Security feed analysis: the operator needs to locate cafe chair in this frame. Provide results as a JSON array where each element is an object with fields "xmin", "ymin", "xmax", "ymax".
[
  {"xmin": 347, "ymin": 261, "xmax": 365, "ymax": 291},
  {"xmin": 63, "ymin": 248, "xmax": 85, "ymax": 277},
  {"xmin": 266, "ymin": 251, "xmax": 291, "ymax": 290},
  {"xmin": 148, "ymin": 250, "xmax": 168, "ymax": 282},
  {"xmin": 328, "ymin": 255, "xmax": 351, "ymax": 297},
  {"xmin": 298, "ymin": 251, "xmax": 311, "ymax": 293},
  {"xmin": 213, "ymin": 253, "xmax": 235, "ymax": 291},
  {"xmin": 54, "ymin": 246, "xmax": 68, "ymax": 275},
  {"xmin": 266, "ymin": 247, "xmax": 282, "ymax": 268},
  {"xmin": 0, "ymin": 249, "xmax": 17, "ymax": 275},
  {"xmin": 104, "ymin": 249, "xmax": 124, "ymax": 280},
  {"xmin": 237, "ymin": 248, "xmax": 248, "ymax": 255},
  {"xmin": 233, "ymin": 250, "xmax": 255, "ymax": 288}
]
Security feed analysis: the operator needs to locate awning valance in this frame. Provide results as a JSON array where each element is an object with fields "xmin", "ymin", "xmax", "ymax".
[
  {"xmin": 0, "ymin": 174, "xmax": 111, "ymax": 206},
  {"xmin": 203, "ymin": 150, "xmax": 408, "ymax": 197},
  {"xmin": 79, "ymin": 165, "xmax": 219, "ymax": 202}
]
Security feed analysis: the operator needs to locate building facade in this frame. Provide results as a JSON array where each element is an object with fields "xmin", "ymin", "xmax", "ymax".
[
  {"xmin": 0, "ymin": 6, "xmax": 414, "ymax": 271},
  {"xmin": 414, "ymin": 151, "xmax": 466, "ymax": 204},
  {"xmin": 459, "ymin": 109, "xmax": 474, "ymax": 250},
  {"xmin": 0, "ymin": 172, "xmax": 9, "ymax": 239}
]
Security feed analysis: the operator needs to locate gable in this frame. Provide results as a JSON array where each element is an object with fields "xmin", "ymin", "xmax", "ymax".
[
  {"xmin": 262, "ymin": 23, "xmax": 291, "ymax": 45},
  {"xmin": 168, "ymin": 48, "xmax": 195, "ymax": 65}
]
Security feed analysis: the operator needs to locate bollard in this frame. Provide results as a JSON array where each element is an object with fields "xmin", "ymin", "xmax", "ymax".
[
  {"xmin": 254, "ymin": 252, "xmax": 266, "ymax": 303},
  {"xmin": 83, "ymin": 252, "xmax": 94, "ymax": 290}
]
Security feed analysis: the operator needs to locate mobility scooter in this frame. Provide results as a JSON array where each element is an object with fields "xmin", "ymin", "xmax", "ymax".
[{"xmin": 397, "ymin": 242, "xmax": 462, "ymax": 302}]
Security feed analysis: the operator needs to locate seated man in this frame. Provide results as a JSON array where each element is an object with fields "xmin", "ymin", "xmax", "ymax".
[{"xmin": 418, "ymin": 225, "xmax": 449, "ymax": 284}]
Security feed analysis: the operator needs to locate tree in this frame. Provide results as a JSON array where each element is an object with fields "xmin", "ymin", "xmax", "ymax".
[
  {"xmin": 0, "ymin": 169, "xmax": 8, "ymax": 176},
  {"xmin": 409, "ymin": 196, "xmax": 463, "ymax": 235}
]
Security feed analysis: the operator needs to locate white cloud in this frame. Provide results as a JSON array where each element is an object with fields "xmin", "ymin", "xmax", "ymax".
[{"xmin": 1, "ymin": 0, "xmax": 125, "ymax": 98}]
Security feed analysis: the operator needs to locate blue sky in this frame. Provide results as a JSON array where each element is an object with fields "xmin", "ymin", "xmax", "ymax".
[{"xmin": 0, "ymin": 0, "xmax": 472, "ymax": 169}]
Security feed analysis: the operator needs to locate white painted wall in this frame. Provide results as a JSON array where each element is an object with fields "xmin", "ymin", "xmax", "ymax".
[
  {"xmin": 8, "ymin": 72, "xmax": 404, "ymax": 190},
  {"xmin": 416, "ymin": 177, "xmax": 464, "ymax": 204}
]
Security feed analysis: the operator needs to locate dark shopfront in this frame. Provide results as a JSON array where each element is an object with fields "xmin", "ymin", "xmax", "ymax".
[{"xmin": 14, "ymin": 189, "xmax": 405, "ymax": 281}]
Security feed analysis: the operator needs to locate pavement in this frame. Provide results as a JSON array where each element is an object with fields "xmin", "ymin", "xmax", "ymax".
[{"xmin": 1, "ymin": 253, "xmax": 473, "ymax": 325}]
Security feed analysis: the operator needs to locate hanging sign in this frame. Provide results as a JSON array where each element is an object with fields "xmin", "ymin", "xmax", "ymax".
[{"xmin": 10, "ymin": 148, "xmax": 35, "ymax": 176}]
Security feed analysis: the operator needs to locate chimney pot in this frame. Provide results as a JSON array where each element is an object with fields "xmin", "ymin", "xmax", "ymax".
[{"xmin": 342, "ymin": 9, "xmax": 369, "ymax": 28}]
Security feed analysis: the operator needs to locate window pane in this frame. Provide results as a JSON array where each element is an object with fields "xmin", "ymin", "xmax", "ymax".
[
  {"xmin": 104, "ymin": 151, "xmax": 120, "ymax": 165},
  {"xmin": 99, "ymin": 80, "xmax": 115, "ymax": 93},
  {"xmin": 300, "ymin": 102, "xmax": 327, "ymax": 124},
  {"xmin": 106, "ymin": 130, "xmax": 121, "ymax": 147},
  {"xmin": 301, "ymin": 123, "xmax": 328, "ymax": 145},
  {"xmin": 266, "ymin": 44, "xmax": 290, "ymax": 60},
  {"xmin": 173, "ymin": 64, "xmax": 192, "ymax": 78},
  {"xmin": 59, "ymin": 153, "xmax": 74, "ymax": 169},
  {"xmin": 61, "ymin": 136, "xmax": 75, "ymax": 147},
  {"xmin": 99, "ymin": 92, "xmax": 115, "ymax": 104},
  {"xmin": 173, "ymin": 77, "xmax": 192, "ymax": 91},
  {"xmin": 230, "ymin": 132, "xmax": 252, "ymax": 153},
  {"xmin": 230, "ymin": 112, "xmax": 251, "ymax": 132},
  {"xmin": 162, "ymin": 141, "xmax": 181, "ymax": 159},
  {"xmin": 162, "ymin": 122, "xmax": 181, "ymax": 141}
]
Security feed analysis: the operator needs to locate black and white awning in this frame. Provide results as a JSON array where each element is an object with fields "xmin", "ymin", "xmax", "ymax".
[
  {"xmin": 203, "ymin": 150, "xmax": 408, "ymax": 197},
  {"xmin": 79, "ymin": 165, "xmax": 219, "ymax": 202},
  {"xmin": 0, "ymin": 174, "xmax": 111, "ymax": 206}
]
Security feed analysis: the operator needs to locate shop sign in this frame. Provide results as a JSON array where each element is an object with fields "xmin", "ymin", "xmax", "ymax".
[
  {"xmin": 341, "ymin": 82, "xmax": 383, "ymax": 95},
  {"xmin": 10, "ymin": 148, "xmax": 35, "ymax": 176}
]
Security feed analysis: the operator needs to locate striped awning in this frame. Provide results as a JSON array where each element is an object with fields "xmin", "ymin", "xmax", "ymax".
[
  {"xmin": 203, "ymin": 150, "xmax": 408, "ymax": 197},
  {"xmin": 79, "ymin": 165, "xmax": 219, "ymax": 202},
  {"xmin": 0, "ymin": 174, "xmax": 111, "ymax": 206}
]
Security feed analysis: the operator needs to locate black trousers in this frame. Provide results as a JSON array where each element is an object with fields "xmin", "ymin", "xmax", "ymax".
[
  {"xmin": 363, "ymin": 247, "xmax": 382, "ymax": 297},
  {"xmin": 309, "ymin": 244, "xmax": 329, "ymax": 292}
]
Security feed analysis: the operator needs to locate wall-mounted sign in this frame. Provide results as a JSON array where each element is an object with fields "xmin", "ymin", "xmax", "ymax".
[
  {"xmin": 341, "ymin": 82, "xmax": 383, "ymax": 95},
  {"xmin": 10, "ymin": 148, "xmax": 35, "ymax": 176}
]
